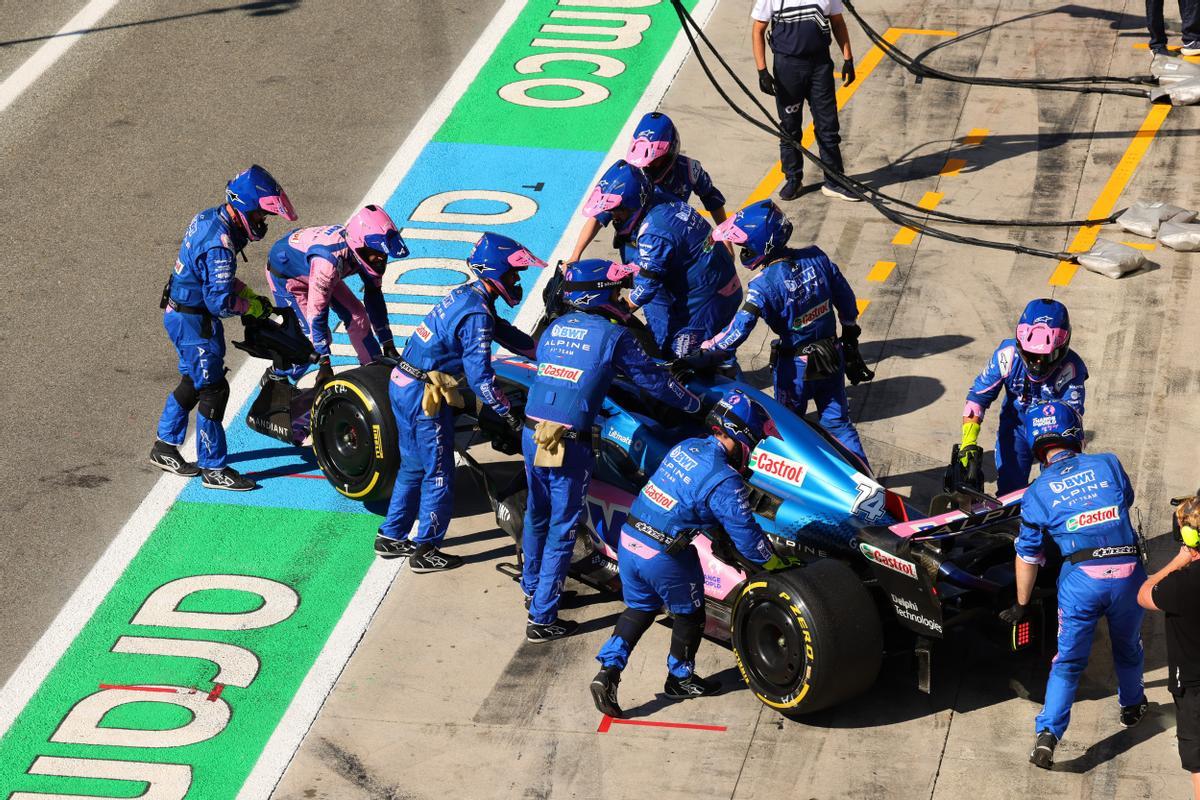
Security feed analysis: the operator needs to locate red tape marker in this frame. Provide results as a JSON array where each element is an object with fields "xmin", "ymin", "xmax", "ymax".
[
  {"xmin": 597, "ymin": 714, "xmax": 726, "ymax": 733},
  {"xmin": 98, "ymin": 684, "xmax": 187, "ymax": 695},
  {"xmin": 207, "ymin": 683, "xmax": 225, "ymax": 702}
]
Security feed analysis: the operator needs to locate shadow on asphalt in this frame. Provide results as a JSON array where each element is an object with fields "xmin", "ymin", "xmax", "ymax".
[{"xmin": 0, "ymin": 1, "xmax": 300, "ymax": 49}]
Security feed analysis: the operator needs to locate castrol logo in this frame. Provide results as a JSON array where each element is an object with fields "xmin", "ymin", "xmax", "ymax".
[
  {"xmin": 537, "ymin": 363, "xmax": 583, "ymax": 383},
  {"xmin": 749, "ymin": 450, "xmax": 807, "ymax": 488},
  {"xmin": 798, "ymin": 299, "xmax": 830, "ymax": 328},
  {"xmin": 859, "ymin": 543, "xmax": 918, "ymax": 580},
  {"xmin": 644, "ymin": 481, "xmax": 677, "ymax": 511},
  {"xmin": 413, "ymin": 323, "xmax": 433, "ymax": 342},
  {"xmin": 1065, "ymin": 505, "xmax": 1119, "ymax": 532}
]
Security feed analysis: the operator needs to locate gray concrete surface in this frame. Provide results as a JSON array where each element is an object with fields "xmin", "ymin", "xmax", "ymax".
[
  {"xmin": 0, "ymin": 0, "xmax": 501, "ymax": 686},
  {"xmin": 270, "ymin": 1, "xmax": 1200, "ymax": 798}
]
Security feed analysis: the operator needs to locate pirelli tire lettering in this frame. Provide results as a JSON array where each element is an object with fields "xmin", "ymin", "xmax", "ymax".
[
  {"xmin": 729, "ymin": 560, "xmax": 883, "ymax": 718},
  {"xmin": 311, "ymin": 364, "xmax": 399, "ymax": 502}
]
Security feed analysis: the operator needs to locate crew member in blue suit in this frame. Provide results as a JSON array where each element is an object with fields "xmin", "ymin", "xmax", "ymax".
[
  {"xmin": 375, "ymin": 233, "xmax": 541, "ymax": 572},
  {"xmin": 590, "ymin": 388, "xmax": 796, "ymax": 717},
  {"xmin": 568, "ymin": 112, "xmax": 728, "ymax": 261},
  {"xmin": 699, "ymin": 199, "xmax": 871, "ymax": 466},
  {"xmin": 1000, "ymin": 402, "xmax": 1147, "ymax": 769},
  {"xmin": 521, "ymin": 259, "xmax": 701, "ymax": 643},
  {"xmin": 961, "ymin": 298, "xmax": 1088, "ymax": 495},
  {"xmin": 580, "ymin": 160, "xmax": 742, "ymax": 358},
  {"xmin": 150, "ymin": 165, "xmax": 297, "ymax": 490}
]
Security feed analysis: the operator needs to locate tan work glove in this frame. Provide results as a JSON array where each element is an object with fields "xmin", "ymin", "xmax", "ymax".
[
  {"xmin": 533, "ymin": 420, "xmax": 568, "ymax": 468},
  {"xmin": 421, "ymin": 370, "xmax": 464, "ymax": 417}
]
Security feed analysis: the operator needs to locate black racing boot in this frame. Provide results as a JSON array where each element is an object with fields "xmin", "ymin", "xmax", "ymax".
[
  {"xmin": 409, "ymin": 544, "xmax": 463, "ymax": 573},
  {"xmin": 778, "ymin": 177, "xmax": 803, "ymax": 202},
  {"xmin": 1029, "ymin": 730, "xmax": 1057, "ymax": 769},
  {"xmin": 201, "ymin": 466, "xmax": 257, "ymax": 491},
  {"xmin": 1120, "ymin": 700, "xmax": 1149, "ymax": 728},
  {"xmin": 374, "ymin": 534, "xmax": 415, "ymax": 559},
  {"xmin": 664, "ymin": 672, "xmax": 721, "ymax": 700},
  {"xmin": 590, "ymin": 667, "xmax": 624, "ymax": 718},
  {"xmin": 526, "ymin": 618, "xmax": 579, "ymax": 643},
  {"xmin": 149, "ymin": 440, "xmax": 200, "ymax": 477}
]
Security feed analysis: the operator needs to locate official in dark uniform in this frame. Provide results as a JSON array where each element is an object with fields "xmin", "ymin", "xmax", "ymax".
[{"xmin": 751, "ymin": 0, "xmax": 861, "ymax": 202}]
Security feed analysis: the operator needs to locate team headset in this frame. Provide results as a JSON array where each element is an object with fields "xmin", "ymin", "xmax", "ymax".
[{"xmin": 1171, "ymin": 493, "xmax": 1200, "ymax": 547}]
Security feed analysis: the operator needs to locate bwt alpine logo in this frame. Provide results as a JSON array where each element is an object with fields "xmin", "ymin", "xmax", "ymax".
[
  {"xmin": 538, "ymin": 363, "xmax": 583, "ymax": 382},
  {"xmin": 859, "ymin": 542, "xmax": 918, "ymax": 579},
  {"xmin": 796, "ymin": 299, "xmax": 830, "ymax": 328},
  {"xmin": 553, "ymin": 325, "xmax": 589, "ymax": 341},
  {"xmin": 1065, "ymin": 505, "xmax": 1120, "ymax": 531},
  {"xmin": 749, "ymin": 450, "xmax": 807, "ymax": 487},
  {"xmin": 1049, "ymin": 470, "xmax": 1096, "ymax": 493},
  {"xmin": 644, "ymin": 481, "xmax": 678, "ymax": 511}
]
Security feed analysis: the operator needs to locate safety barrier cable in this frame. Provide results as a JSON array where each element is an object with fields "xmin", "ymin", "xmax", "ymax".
[{"xmin": 668, "ymin": 0, "xmax": 1111, "ymax": 262}]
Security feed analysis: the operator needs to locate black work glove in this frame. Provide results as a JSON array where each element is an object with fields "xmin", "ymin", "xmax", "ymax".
[
  {"xmin": 802, "ymin": 339, "xmax": 839, "ymax": 379},
  {"xmin": 315, "ymin": 359, "xmax": 334, "ymax": 390},
  {"xmin": 382, "ymin": 342, "xmax": 400, "ymax": 360},
  {"xmin": 842, "ymin": 59, "xmax": 856, "ymax": 86},
  {"xmin": 758, "ymin": 67, "xmax": 776, "ymax": 96},
  {"xmin": 499, "ymin": 410, "xmax": 524, "ymax": 433},
  {"xmin": 841, "ymin": 328, "xmax": 875, "ymax": 385},
  {"xmin": 999, "ymin": 602, "xmax": 1031, "ymax": 624},
  {"xmin": 840, "ymin": 323, "xmax": 862, "ymax": 345},
  {"xmin": 671, "ymin": 348, "xmax": 721, "ymax": 381}
]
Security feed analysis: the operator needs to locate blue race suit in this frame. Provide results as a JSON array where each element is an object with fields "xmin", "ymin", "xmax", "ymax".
[
  {"xmin": 655, "ymin": 155, "xmax": 726, "ymax": 213},
  {"xmin": 965, "ymin": 341, "xmax": 1087, "ymax": 494},
  {"xmin": 621, "ymin": 191, "xmax": 742, "ymax": 358},
  {"xmin": 156, "ymin": 206, "xmax": 252, "ymax": 469},
  {"xmin": 1016, "ymin": 450, "xmax": 1146, "ymax": 739},
  {"xmin": 265, "ymin": 225, "xmax": 393, "ymax": 380},
  {"xmin": 379, "ymin": 282, "xmax": 533, "ymax": 547},
  {"xmin": 521, "ymin": 311, "xmax": 700, "ymax": 625},
  {"xmin": 704, "ymin": 246, "xmax": 868, "ymax": 465},
  {"xmin": 596, "ymin": 437, "xmax": 774, "ymax": 678}
]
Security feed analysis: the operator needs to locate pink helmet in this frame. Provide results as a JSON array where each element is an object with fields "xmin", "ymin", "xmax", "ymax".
[{"xmin": 346, "ymin": 205, "xmax": 409, "ymax": 274}]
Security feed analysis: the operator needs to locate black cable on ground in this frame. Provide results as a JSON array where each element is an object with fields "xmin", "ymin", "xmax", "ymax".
[
  {"xmin": 668, "ymin": 0, "xmax": 1093, "ymax": 262},
  {"xmin": 669, "ymin": 0, "xmax": 1117, "ymax": 232},
  {"xmin": 842, "ymin": 0, "xmax": 1153, "ymax": 96}
]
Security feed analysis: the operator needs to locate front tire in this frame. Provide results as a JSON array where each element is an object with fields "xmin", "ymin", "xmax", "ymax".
[
  {"xmin": 731, "ymin": 559, "xmax": 883, "ymax": 717},
  {"xmin": 312, "ymin": 364, "xmax": 398, "ymax": 502}
]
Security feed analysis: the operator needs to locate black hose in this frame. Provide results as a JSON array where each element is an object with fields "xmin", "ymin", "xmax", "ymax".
[{"xmin": 668, "ymin": 0, "xmax": 1083, "ymax": 262}]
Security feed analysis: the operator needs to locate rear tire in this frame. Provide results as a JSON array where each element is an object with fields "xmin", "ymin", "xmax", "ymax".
[
  {"xmin": 312, "ymin": 364, "xmax": 398, "ymax": 503},
  {"xmin": 731, "ymin": 559, "xmax": 883, "ymax": 717}
]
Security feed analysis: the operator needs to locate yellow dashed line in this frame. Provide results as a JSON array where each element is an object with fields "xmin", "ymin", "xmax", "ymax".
[
  {"xmin": 962, "ymin": 128, "xmax": 990, "ymax": 146},
  {"xmin": 1132, "ymin": 43, "xmax": 1200, "ymax": 62},
  {"xmin": 856, "ymin": 298, "xmax": 871, "ymax": 316},
  {"xmin": 892, "ymin": 192, "xmax": 944, "ymax": 245},
  {"xmin": 940, "ymin": 157, "xmax": 967, "ymax": 176},
  {"xmin": 1121, "ymin": 241, "xmax": 1158, "ymax": 251},
  {"xmin": 866, "ymin": 260, "xmax": 897, "ymax": 282}
]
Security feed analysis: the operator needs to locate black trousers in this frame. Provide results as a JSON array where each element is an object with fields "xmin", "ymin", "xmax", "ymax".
[
  {"xmin": 1177, "ymin": 685, "xmax": 1200, "ymax": 773},
  {"xmin": 773, "ymin": 53, "xmax": 843, "ymax": 184},
  {"xmin": 1147, "ymin": 0, "xmax": 1200, "ymax": 50}
]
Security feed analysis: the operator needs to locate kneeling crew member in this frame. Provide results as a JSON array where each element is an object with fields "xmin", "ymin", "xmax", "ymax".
[
  {"xmin": 151, "ymin": 165, "xmax": 297, "ymax": 490},
  {"xmin": 522, "ymin": 259, "xmax": 700, "ymax": 642},
  {"xmin": 375, "ymin": 233, "xmax": 541, "ymax": 572},
  {"xmin": 1139, "ymin": 495, "xmax": 1200, "ymax": 799},
  {"xmin": 1001, "ymin": 402, "xmax": 1147, "ymax": 769},
  {"xmin": 591, "ymin": 389, "xmax": 794, "ymax": 716},
  {"xmin": 701, "ymin": 199, "xmax": 871, "ymax": 467}
]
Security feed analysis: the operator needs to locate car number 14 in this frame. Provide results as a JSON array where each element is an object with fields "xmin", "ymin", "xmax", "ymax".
[{"xmin": 851, "ymin": 473, "xmax": 887, "ymax": 522}]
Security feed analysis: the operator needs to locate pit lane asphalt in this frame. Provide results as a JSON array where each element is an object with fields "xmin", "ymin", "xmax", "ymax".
[
  {"xmin": 0, "ymin": 0, "xmax": 501, "ymax": 688},
  {"xmin": 271, "ymin": 1, "xmax": 1200, "ymax": 798}
]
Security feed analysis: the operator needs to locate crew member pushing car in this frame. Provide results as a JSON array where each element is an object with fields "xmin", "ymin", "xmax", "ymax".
[
  {"xmin": 590, "ymin": 389, "xmax": 796, "ymax": 717},
  {"xmin": 1000, "ymin": 402, "xmax": 1147, "ymax": 769},
  {"xmin": 568, "ymin": 112, "xmax": 728, "ymax": 262},
  {"xmin": 521, "ymin": 259, "xmax": 700, "ymax": 643},
  {"xmin": 960, "ymin": 298, "xmax": 1088, "ymax": 495},
  {"xmin": 265, "ymin": 205, "xmax": 408, "ymax": 386},
  {"xmin": 150, "ymin": 165, "xmax": 297, "ymax": 491},
  {"xmin": 375, "ymin": 233, "xmax": 540, "ymax": 572},
  {"xmin": 698, "ymin": 199, "xmax": 872, "ymax": 467},
  {"xmin": 581, "ymin": 160, "xmax": 742, "ymax": 359}
]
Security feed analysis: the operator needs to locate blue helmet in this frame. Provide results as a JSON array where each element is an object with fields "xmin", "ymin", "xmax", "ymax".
[
  {"xmin": 467, "ymin": 233, "xmax": 546, "ymax": 307},
  {"xmin": 626, "ymin": 112, "xmax": 680, "ymax": 181},
  {"xmin": 225, "ymin": 165, "xmax": 297, "ymax": 242},
  {"xmin": 582, "ymin": 160, "xmax": 654, "ymax": 237},
  {"xmin": 561, "ymin": 259, "xmax": 637, "ymax": 315},
  {"xmin": 1016, "ymin": 298, "xmax": 1072, "ymax": 382},
  {"xmin": 1024, "ymin": 401, "xmax": 1084, "ymax": 464},
  {"xmin": 712, "ymin": 199, "xmax": 793, "ymax": 269},
  {"xmin": 706, "ymin": 388, "xmax": 778, "ymax": 473}
]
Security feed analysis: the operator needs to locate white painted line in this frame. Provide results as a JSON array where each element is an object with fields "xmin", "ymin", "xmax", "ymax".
[
  {"xmin": 0, "ymin": 0, "xmax": 121, "ymax": 116},
  {"xmin": 512, "ymin": 0, "xmax": 721, "ymax": 333}
]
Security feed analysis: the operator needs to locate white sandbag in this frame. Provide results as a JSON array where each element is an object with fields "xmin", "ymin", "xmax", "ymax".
[
  {"xmin": 1151, "ymin": 53, "xmax": 1200, "ymax": 84},
  {"xmin": 1076, "ymin": 239, "xmax": 1147, "ymax": 279},
  {"xmin": 1150, "ymin": 75, "xmax": 1200, "ymax": 106},
  {"xmin": 1115, "ymin": 200, "xmax": 1197, "ymax": 237},
  {"xmin": 1158, "ymin": 220, "xmax": 1200, "ymax": 251}
]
